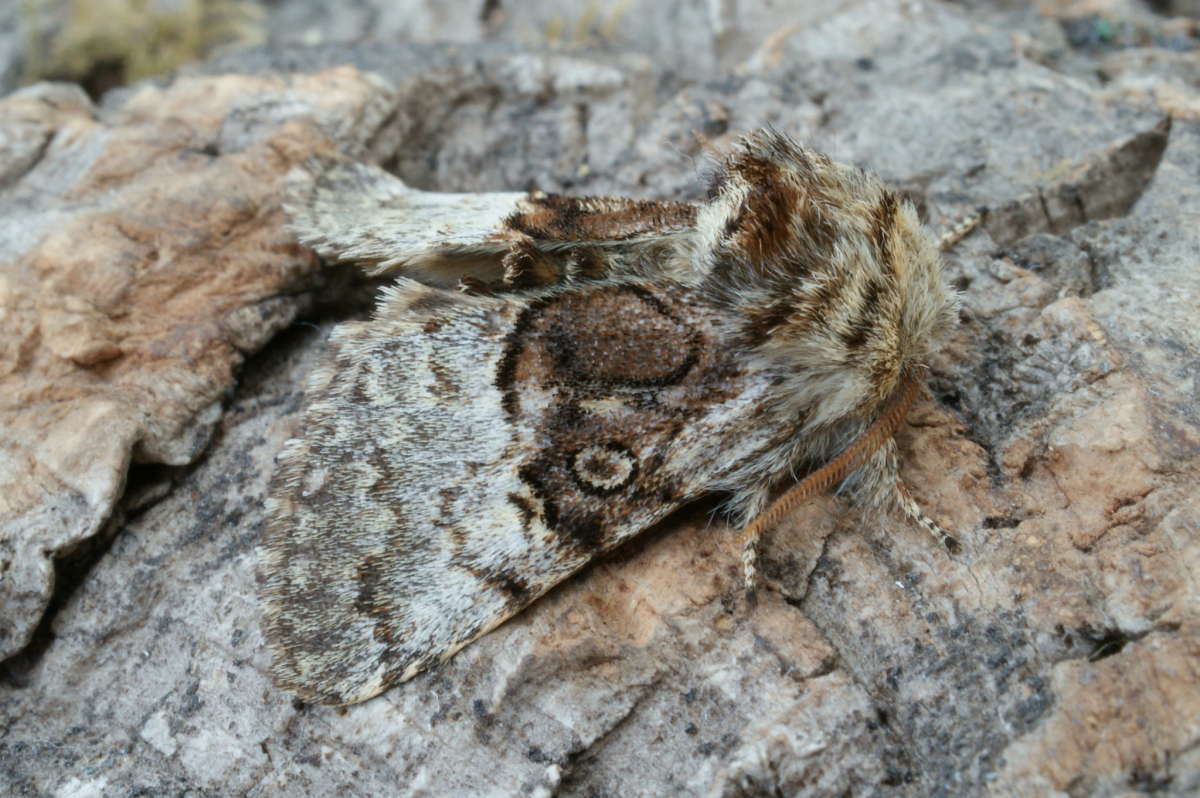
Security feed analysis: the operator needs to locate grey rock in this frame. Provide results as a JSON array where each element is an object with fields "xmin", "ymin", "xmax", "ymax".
[{"xmin": 3, "ymin": 1, "xmax": 1199, "ymax": 796}]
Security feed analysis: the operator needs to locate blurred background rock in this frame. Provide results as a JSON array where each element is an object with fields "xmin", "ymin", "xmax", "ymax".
[{"xmin": 4, "ymin": 1, "xmax": 1198, "ymax": 103}]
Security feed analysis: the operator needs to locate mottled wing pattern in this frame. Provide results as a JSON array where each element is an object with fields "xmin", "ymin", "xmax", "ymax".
[
  {"xmin": 285, "ymin": 158, "xmax": 527, "ymax": 286},
  {"xmin": 263, "ymin": 129, "xmax": 961, "ymax": 705},
  {"xmin": 504, "ymin": 192, "xmax": 697, "ymax": 244},
  {"xmin": 259, "ymin": 277, "xmax": 791, "ymax": 705},
  {"xmin": 498, "ymin": 193, "xmax": 701, "ymax": 289},
  {"xmin": 286, "ymin": 158, "xmax": 702, "ymax": 290}
]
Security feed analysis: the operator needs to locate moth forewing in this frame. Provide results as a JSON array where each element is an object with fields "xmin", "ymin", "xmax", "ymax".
[{"xmin": 260, "ymin": 129, "xmax": 958, "ymax": 704}]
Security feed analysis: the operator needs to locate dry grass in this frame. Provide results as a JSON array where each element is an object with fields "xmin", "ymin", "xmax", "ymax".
[{"xmin": 21, "ymin": 0, "xmax": 264, "ymax": 95}]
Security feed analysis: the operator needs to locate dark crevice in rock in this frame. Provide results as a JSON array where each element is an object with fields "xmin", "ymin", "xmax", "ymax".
[
  {"xmin": 1079, "ymin": 625, "xmax": 1150, "ymax": 663},
  {"xmin": 0, "ymin": 512, "xmax": 125, "ymax": 685},
  {"xmin": 1085, "ymin": 628, "xmax": 1135, "ymax": 662},
  {"xmin": 121, "ymin": 463, "xmax": 188, "ymax": 517},
  {"xmin": 1049, "ymin": 622, "xmax": 1178, "ymax": 669},
  {"xmin": 983, "ymin": 117, "xmax": 1171, "ymax": 248},
  {"xmin": 479, "ymin": 0, "xmax": 503, "ymax": 26},
  {"xmin": 0, "ymin": 263, "xmax": 377, "ymax": 674}
]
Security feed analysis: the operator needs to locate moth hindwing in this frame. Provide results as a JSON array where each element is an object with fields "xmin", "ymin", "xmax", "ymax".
[{"xmin": 259, "ymin": 130, "xmax": 958, "ymax": 705}]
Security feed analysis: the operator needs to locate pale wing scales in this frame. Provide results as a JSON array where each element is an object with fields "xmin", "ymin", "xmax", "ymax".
[
  {"xmin": 285, "ymin": 158, "xmax": 525, "ymax": 283},
  {"xmin": 261, "ymin": 285, "xmax": 535, "ymax": 703},
  {"xmin": 286, "ymin": 159, "xmax": 706, "ymax": 288},
  {"xmin": 259, "ymin": 278, "xmax": 784, "ymax": 705}
]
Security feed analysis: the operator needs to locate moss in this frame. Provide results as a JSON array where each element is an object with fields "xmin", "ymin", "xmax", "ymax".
[
  {"xmin": 21, "ymin": 0, "xmax": 264, "ymax": 97},
  {"xmin": 543, "ymin": 0, "xmax": 637, "ymax": 49}
]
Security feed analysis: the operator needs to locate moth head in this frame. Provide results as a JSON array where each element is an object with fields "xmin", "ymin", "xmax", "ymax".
[{"xmin": 699, "ymin": 129, "xmax": 958, "ymax": 422}]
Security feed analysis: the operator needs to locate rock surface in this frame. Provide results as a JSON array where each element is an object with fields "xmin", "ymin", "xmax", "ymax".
[
  {"xmin": 0, "ymin": 66, "xmax": 398, "ymax": 663},
  {"xmin": 2, "ymin": 1, "xmax": 1199, "ymax": 796}
]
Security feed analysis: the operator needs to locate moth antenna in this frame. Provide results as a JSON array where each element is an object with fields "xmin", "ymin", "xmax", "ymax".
[
  {"xmin": 937, "ymin": 207, "xmax": 988, "ymax": 251},
  {"xmin": 737, "ymin": 369, "xmax": 926, "ymax": 590}
]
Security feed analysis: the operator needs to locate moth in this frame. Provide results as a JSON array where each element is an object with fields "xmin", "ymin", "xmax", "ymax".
[{"xmin": 258, "ymin": 130, "xmax": 961, "ymax": 706}]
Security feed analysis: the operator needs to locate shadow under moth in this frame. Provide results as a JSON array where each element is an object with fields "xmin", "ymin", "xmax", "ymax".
[{"xmin": 259, "ymin": 130, "xmax": 962, "ymax": 706}]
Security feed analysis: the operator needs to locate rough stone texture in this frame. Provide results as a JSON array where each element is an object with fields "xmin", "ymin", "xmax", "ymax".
[
  {"xmin": 0, "ymin": 4, "xmax": 24, "ymax": 96},
  {"xmin": 0, "ymin": 67, "xmax": 396, "ymax": 660},
  {"xmin": 263, "ymin": 0, "xmax": 851, "ymax": 79},
  {"xmin": 2, "ymin": 1, "xmax": 1200, "ymax": 796}
]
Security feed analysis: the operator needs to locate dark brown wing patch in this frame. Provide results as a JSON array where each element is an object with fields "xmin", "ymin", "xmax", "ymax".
[
  {"xmin": 505, "ymin": 195, "xmax": 698, "ymax": 242},
  {"xmin": 545, "ymin": 285, "xmax": 700, "ymax": 387},
  {"xmin": 494, "ymin": 283, "xmax": 742, "ymax": 553}
]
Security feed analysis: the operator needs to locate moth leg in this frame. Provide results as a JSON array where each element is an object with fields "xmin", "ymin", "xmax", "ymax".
[
  {"xmin": 501, "ymin": 238, "xmax": 561, "ymax": 289},
  {"xmin": 741, "ymin": 535, "xmax": 760, "ymax": 596},
  {"xmin": 737, "ymin": 485, "xmax": 773, "ymax": 596},
  {"xmin": 937, "ymin": 207, "xmax": 987, "ymax": 251},
  {"xmin": 894, "ymin": 479, "xmax": 961, "ymax": 554}
]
